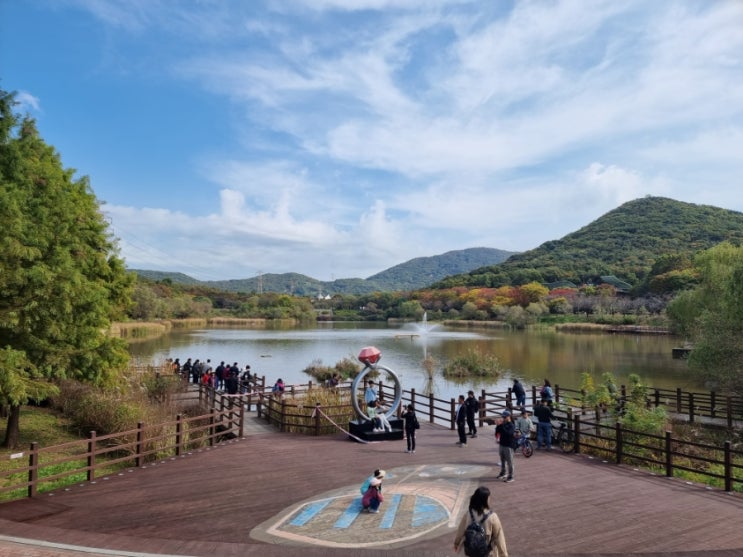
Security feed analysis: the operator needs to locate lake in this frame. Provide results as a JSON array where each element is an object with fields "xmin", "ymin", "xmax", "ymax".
[{"xmin": 127, "ymin": 322, "xmax": 703, "ymax": 403}]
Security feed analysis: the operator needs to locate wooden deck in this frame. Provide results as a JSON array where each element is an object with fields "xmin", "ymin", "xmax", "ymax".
[{"xmin": 0, "ymin": 416, "xmax": 741, "ymax": 557}]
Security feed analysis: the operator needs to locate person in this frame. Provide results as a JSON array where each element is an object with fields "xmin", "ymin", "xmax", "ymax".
[
  {"xmin": 515, "ymin": 409, "xmax": 533, "ymax": 440},
  {"xmin": 364, "ymin": 380, "xmax": 378, "ymax": 410},
  {"xmin": 225, "ymin": 369, "xmax": 239, "ymax": 395},
  {"xmin": 455, "ymin": 395, "xmax": 468, "ymax": 447},
  {"xmin": 533, "ymin": 399, "xmax": 555, "ymax": 449},
  {"xmin": 326, "ymin": 373, "xmax": 341, "ymax": 389},
  {"xmin": 360, "ymin": 469, "xmax": 385, "ymax": 497},
  {"xmin": 465, "ymin": 390, "xmax": 479, "ymax": 438},
  {"xmin": 453, "ymin": 486, "xmax": 508, "ymax": 557},
  {"xmin": 361, "ymin": 476, "xmax": 384, "ymax": 513},
  {"xmin": 366, "ymin": 397, "xmax": 382, "ymax": 431},
  {"xmin": 375, "ymin": 399, "xmax": 393, "ymax": 432},
  {"xmin": 191, "ymin": 359, "xmax": 201, "ymax": 384},
  {"xmin": 540, "ymin": 379, "xmax": 554, "ymax": 407},
  {"xmin": 171, "ymin": 358, "xmax": 181, "ymax": 375},
  {"xmin": 512, "ymin": 379, "xmax": 526, "ymax": 409},
  {"xmin": 272, "ymin": 378, "xmax": 285, "ymax": 398},
  {"xmin": 495, "ymin": 410, "xmax": 516, "ymax": 482},
  {"xmin": 215, "ymin": 361, "xmax": 226, "ymax": 391},
  {"xmin": 401, "ymin": 403, "xmax": 418, "ymax": 453},
  {"xmin": 181, "ymin": 358, "xmax": 192, "ymax": 381}
]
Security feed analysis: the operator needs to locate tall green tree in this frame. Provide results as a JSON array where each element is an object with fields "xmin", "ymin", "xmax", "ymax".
[
  {"xmin": 0, "ymin": 90, "xmax": 133, "ymax": 448},
  {"xmin": 667, "ymin": 242, "xmax": 743, "ymax": 396}
]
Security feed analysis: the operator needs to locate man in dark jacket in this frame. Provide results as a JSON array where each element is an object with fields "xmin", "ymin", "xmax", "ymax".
[
  {"xmin": 533, "ymin": 399, "xmax": 555, "ymax": 449},
  {"xmin": 464, "ymin": 390, "xmax": 479, "ymax": 437},
  {"xmin": 495, "ymin": 410, "xmax": 516, "ymax": 482},
  {"xmin": 455, "ymin": 395, "xmax": 468, "ymax": 446},
  {"xmin": 512, "ymin": 379, "xmax": 526, "ymax": 409}
]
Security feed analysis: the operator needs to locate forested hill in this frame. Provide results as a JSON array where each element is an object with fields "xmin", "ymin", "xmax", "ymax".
[
  {"xmin": 433, "ymin": 197, "xmax": 743, "ymax": 290},
  {"xmin": 365, "ymin": 247, "xmax": 514, "ymax": 291},
  {"xmin": 131, "ymin": 247, "xmax": 516, "ymax": 295}
]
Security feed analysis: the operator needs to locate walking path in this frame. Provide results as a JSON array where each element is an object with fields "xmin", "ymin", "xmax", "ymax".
[{"xmin": 0, "ymin": 416, "xmax": 741, "ymax": 557}]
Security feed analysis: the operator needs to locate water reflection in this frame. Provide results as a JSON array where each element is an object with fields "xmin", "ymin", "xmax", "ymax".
[{"xmin": 128, "ymin": 323, "xmax": 702, "ymax": 403}]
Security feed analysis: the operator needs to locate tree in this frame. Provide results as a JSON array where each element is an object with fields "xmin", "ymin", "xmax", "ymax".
[
  {"xmin": 0, "ymin": 90, "xmax": 133, "ymax": 448},
  {"xmin": 666, "ymin": 242, "xmax": 743, "ymax": 396}
]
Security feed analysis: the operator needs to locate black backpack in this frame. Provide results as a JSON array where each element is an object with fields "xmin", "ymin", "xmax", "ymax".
[{"xmin": 463, "ymin": 509, "xmax": 492, "ymax": 557}]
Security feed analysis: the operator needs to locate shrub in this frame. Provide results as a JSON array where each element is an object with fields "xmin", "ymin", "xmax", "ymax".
[{"xmin": 443, "ymin": 349, "xmax": 503, "ymax": 379}]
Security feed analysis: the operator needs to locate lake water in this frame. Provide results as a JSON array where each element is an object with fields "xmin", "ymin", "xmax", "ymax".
[{"xmin": 128, "ymin": 322, "xmax": 702, "ymax": 403}]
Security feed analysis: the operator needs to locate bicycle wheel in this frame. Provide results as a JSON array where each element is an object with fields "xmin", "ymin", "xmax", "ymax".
[
  {"xmin": 522, "ymin": 439, "xmax": 534, "ymax": 458},
  {"xmin": 560, "ymin": 429, "xmax": 575, "ymax": 453}
]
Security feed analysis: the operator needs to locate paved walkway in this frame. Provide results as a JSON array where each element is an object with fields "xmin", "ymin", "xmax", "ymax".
[{"xmin": 0, "ymin": 417, "xmax": 741, "ymax": 557}]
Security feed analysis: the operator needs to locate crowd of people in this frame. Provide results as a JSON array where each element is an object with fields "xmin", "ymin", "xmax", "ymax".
[{"xmin": 167, "ymin": 357, "xmax": 272, "ymax": 396}]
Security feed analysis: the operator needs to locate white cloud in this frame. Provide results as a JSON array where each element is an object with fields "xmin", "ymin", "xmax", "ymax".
[
  {"xmin": 51, "ymin": 1, "xmax": 743, "ymax": 279},
  {"xmin": 15, "ymin": 91, "xmax": 41, "ymax": 112}
]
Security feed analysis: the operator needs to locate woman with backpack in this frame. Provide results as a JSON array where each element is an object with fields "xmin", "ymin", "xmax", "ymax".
[{"xmin": 453, "ymin": 486, "xmax": 508, "ymax": 556}]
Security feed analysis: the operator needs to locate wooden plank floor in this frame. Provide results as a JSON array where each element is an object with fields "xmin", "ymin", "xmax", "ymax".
[{"xmin": 0, "ymin": 417, "xmax": 741, "ymax": 557}]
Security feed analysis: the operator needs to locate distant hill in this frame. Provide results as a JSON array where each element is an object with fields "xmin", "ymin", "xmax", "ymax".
[
  {"xmin": 130, "ymin": 247, "xmax": 517, "ymax": 295},
  {"xmin": 433, "ymin": 196, "xmax": 743, "ymax": 290}
]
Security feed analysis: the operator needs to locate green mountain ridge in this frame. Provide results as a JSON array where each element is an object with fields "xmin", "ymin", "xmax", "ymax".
[
  {"xmin": 434, "ymin": 196, "xmax": 743, "ymax": 290},
  {"xmin": 130, "ymin": 247, "xmax": 516, "ymax": 295}
]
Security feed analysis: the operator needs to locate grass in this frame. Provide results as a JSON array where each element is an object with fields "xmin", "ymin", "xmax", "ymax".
[{"xmin": 0, "ymin": 406, "xmax": 90, "ymax": 500}]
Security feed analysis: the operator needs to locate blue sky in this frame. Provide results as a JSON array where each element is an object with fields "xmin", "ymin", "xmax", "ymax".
[{"xmin": 2, "ymin": 1, "xmax": 742, "ymax": 282}]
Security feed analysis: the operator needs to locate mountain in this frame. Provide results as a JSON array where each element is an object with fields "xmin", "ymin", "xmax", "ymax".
[
  {"xmin": 130, "ymin": 247, "xmax": 517, "ymax": 295},
  {"xmin": 433, "ymin": 196, "xmax": 743, "ymax": 290}
]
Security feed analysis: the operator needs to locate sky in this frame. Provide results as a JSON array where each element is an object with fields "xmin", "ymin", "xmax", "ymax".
[{"xmin": 1, "ymin": 1, "xmax": 742, "ymax": 282}]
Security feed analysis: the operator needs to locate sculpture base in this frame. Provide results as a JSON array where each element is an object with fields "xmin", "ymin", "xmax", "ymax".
[{"xmin": 348, "ymin": 417, "xmax": 404, "ymax": 442}]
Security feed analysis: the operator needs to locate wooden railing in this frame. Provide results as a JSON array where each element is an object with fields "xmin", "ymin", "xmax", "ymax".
[
  {"xmin": 570, "ymin": 414, "xmax": 743, "ymax": 492},
  {"xmin": 3, "ymin": 378, "xmax": 741, "ymax": 500},
  {"xmin": 1, "ymin": 396, "xmax": 248, "ymax": 501}
]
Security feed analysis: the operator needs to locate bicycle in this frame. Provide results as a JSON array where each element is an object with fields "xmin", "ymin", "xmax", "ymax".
[
  {"xmin": 514, "ymin": 432, "xmax": 534, "ymax": 457},
  {"xmin": 551, "ymin": 420, "xmax": 575, "ymax": 453}
]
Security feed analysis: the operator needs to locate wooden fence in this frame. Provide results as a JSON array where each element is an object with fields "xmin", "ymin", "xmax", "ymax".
[
  {"xmin": 2, "ymin": 378, "xmax": 741, "ymax": 500},
  {"xmin": 1, "ymin": 397, "xmax": 248, "ymax": 501}
]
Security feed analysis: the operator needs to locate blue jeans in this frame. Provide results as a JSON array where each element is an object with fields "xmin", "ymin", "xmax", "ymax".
[{"xmin": 537, "ymin": 422, "xmax": 552, "ymax": 448}]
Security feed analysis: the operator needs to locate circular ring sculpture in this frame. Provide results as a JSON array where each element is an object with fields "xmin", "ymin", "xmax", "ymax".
[{"xmin": 351, "ymin": 363, "xmax": 403, "ymax": 422}]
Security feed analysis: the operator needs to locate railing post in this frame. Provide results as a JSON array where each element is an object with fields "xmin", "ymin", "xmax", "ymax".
[
  {"xmin": 28, "ymin": 442, "xmax": 38, "ymax": 498},
  {"xmin": 209, "ymin": 411, "xmax": 216, "ymax": 446},
  {"xmin": 238, "ymin": 397, "xmax": 245, "ymax": 438},
  {"xmin": 574, "ymin": 415, "xmax": 581, "ymax": 455},
  {"xmin": 726, "ymin": 397, "xmax": 733, "ymax": 429},
  {"xmin": 676, "ymin": 388, "xmax": 682, "ymax": 412},
  {"xmin": 615, "ymin": 422, "xmax": 622, "ymax": 465},
  {"xmin": 450, "ymin": 398, "xmax": 456, "ymax": 430},
  {"xmin": 428, "ymin": 392, "xmax": 434, "ymax": 424},
  {"xmin": 314, "ymin": 403, "xmax": 322, "ymax": 436},
  {"xmin": 555, "ymin": 384, "xmax": 560, "ymax": 405},
  {"xmin": 478, "ymin": 396, "xmax": 484, "ymax": 428},
  {"xmin": 654, "ymin": 389, "xmax": 660, "ymax": 408},
  {"xmin": 531, "ymin": 385, "xmax": 538, "ymax": 408},
  {"xmin": 135, "ymin": 423, "xmax": 144, "ymax": 467},
  {"xmin": 724, "ymin": 440, "xmax": 732, "ymax": 492},
  {"xmin": 175, "ymin": 414, "xmax": 183, "ymax": 456},
  {"xmin": 87, "ymin": 430, "xmax": 97, "ymax": 481},
  {"xmin": 710, "ymin": 391, "xmax": 716, "ymax": 418},
  {"xmin": 688, "ymin": 393, "xmax": 695, "ymax": 423},
  {"xmin": 665, "ymin": 431, "xmax": 673, "ymax": 478},
  {"xmin": 280, "ymin": 398, "xmax": 287, "ymax": 432}
]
